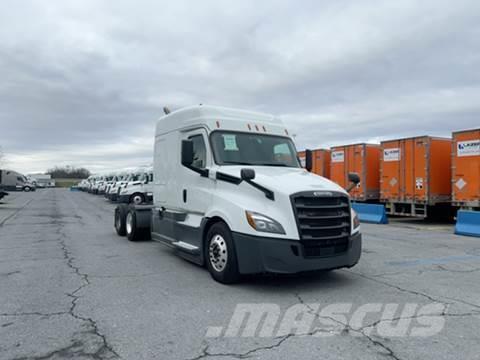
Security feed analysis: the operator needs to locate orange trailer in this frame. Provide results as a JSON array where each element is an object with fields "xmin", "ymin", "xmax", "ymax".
[
  {"xmin": 330, "ymin": 143, "xmax": 381, "ymax": 201},
  {"xmin": 298, "ymin": 149, "xmax": 331, "ymax": 178},
  {"xmin": 380, "ymin": 136, "xmax": 452, "ymax": 217},
  {"xmin": 452, "ymin": 128, "xmax": 480, "ymax": 208}
]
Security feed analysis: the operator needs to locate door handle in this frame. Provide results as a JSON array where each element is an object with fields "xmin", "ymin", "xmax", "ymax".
[{"xmin": 183, "ymin": 189, "xmax": 187, "ymax": 203}]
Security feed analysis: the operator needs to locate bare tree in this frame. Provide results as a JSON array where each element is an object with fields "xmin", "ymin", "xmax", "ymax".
[{"xmin": 46, "ymin": 166, "xmax": 91, "ymax": 179}]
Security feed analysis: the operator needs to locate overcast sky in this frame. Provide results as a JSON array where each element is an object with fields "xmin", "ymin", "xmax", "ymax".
[{"xmin": 1, "ymin": 0, "xmax": 479, "ymax": 174}]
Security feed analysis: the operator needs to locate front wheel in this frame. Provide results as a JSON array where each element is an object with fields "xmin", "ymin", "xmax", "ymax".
[
  {"xmin": 23, "ymin": 186, "xmax": 32, "ymax": 192},
  {"xmin": 205, "ymin": 222, "xmax": 240, "ymax": 284}
]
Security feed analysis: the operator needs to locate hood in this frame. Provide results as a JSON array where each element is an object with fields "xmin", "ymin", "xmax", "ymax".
[{"xmin": 216, "ymin": 166, "xmax": 348, "ymax": 196}]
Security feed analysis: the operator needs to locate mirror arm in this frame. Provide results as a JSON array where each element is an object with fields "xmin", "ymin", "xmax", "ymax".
[
  {"xmin": 245, "ymin": 180, "xmax": 275, "ymax": 200},
  {"xmin": 214, "ymin": 172, "xmax": 274, "ymax": 200}
]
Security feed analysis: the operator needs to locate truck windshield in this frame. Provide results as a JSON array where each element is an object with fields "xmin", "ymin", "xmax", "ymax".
[
  {"xmin": 210, "ymin": 131, "xmax": 300, "ymax": 167},
  {"xmin": 128, "ymin": 174, "xmax": 141, "ymax": 181}
]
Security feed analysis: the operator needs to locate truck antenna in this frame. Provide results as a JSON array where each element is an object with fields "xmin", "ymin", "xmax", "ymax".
[{"xmin": 163, "ymin": 107, "xmax": 171, "ymax": 115}]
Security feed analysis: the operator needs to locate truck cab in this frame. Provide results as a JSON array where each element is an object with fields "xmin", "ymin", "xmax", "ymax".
[
  {"xmin": 115, "ymin": 105, "xmax": 361, "ymax": 283},
  {"xmin": 0, "ymin": 170, "xmax": 36, "ymax": 192},
  {"xmin": 106, "ymin": 172, "xmax": 128, "ymax": 201},
  {"xmin": 98, "ymin": 174, "xmax": 115, "ymax": 195},
  {"xmin": 117, "ymin": 168, "xmax": 154, "ymax": 204}
]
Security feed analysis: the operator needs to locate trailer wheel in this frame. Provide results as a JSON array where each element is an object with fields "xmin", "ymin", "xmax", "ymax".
[
  {"xmin": 206, "ymin": 222, "xmax": 240, "ymax": 284},
  {"xmin": 130, "ymin": 193, "xmax": 145, "ymax": 205},
  {"xmin": 114, "ymin": 205, "xmax": 128, "ymax": 236},
  {"xmin": 125, "ymin": 210, "xmax": 143, "ymax": 242}
]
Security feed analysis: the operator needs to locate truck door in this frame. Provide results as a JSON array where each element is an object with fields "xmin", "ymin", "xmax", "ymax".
[
  {"xmin": 16, "ymin": 176, "xmax": 24, "ymax": 190},
  {"xmin": 178, "ymin": 129, "xmax": 213, "ymax": 216}
]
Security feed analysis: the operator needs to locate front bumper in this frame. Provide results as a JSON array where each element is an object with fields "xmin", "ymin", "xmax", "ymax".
[{"xmin": 233, "ymin": 232, "xmax": 361, "ymax": 274}]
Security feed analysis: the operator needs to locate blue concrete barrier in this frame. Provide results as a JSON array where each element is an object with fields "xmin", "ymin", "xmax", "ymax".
[
  {"xmin": 352, "ymin": 203, "xmax": 388, "ymax": 224},
  {"xmin": 455, "ymin": 210, "xmax": 480, "ymax": 237}
]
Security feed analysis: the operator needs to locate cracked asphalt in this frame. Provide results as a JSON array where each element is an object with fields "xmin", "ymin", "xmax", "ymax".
[{"xmin": 1, "ymin": 188, "xmax": 479, "ymax": 360}]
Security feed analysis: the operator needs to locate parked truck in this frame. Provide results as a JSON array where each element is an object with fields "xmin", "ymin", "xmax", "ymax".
[
  {"xmin": 0, "ymin": 169, "xmax": 36, "ymax": 192},
  {"xmin": 105, "ymin": 171, "xmax": 129, "ymax": 201},
  {"xmin": 114, "ymin": 105, "xmax": 361, "ymax": 284},
  {"xmin": 117, "ymin": 168, "xmax": 154, "ymax": 204}
]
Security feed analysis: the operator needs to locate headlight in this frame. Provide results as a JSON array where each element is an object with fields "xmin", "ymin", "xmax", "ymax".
[
  {"xmin": 245, "ymin": 211, "xmax": 285, "ymax": 234},
  {"xmin": 352, "ymin": 209, "xmax": 360, "ymax": 229}
]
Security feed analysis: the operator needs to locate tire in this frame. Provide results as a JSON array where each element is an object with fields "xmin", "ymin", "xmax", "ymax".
[
  {"xmin": 205, "ymin": 222, "xmax": 240, "ymax": 284},
  {"xmin": 130, "ymin": 193, "xmax": 145, "ymax": 205},
  {"xmin": 114, "ymin": 205, "xmax": 128, "ymax": 236},
  {"xmin": 23, "ymin": 186, "xmax": 31, "ymax": 192},
  {"xmin": 125, "ymin": 210, "xmax": 144, "ymax": 242}
]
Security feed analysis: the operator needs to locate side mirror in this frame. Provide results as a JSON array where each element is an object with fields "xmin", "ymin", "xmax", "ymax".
[
  {"xmin": 346, "ymin": 172, "xmax": 361, "ymax": 192},
  {"xmin": 181, "ymin": 140, "xmax": 194, "ymax": 166},
  {"xmin": 305, "ymin": 149, "xmax": 313, "ymax": 172},
  {"xmin": 240, "ymin": 168, "xmax": 255, "ymax": 181}
]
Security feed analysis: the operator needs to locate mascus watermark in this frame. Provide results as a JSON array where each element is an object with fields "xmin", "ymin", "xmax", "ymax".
[{"xmin": 206, "ymin": 303, "xmax": 446, "ymax": 338}]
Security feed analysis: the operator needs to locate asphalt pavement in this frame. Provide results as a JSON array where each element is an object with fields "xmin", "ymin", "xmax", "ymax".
[{"xmin": 0, "ymin": 189, "xmax": 479, "ymax": 360}]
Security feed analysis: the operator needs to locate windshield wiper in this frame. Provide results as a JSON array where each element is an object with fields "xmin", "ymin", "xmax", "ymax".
[
  {"xmin": 222, "ymin": 161, "xmax": 292, "ymax": 167},
  {"xmin": 256, "ymin": 163, "xmax": 290, "ymax": 167},
  {"xmin": 222, "ymin": 161, "xmax": 256, "ymax": 165}
]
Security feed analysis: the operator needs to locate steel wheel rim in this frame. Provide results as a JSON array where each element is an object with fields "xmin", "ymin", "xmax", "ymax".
[
  {"xmin": 126, "ymin": 213, "xmax": 133, "ymax": 234},
  {"xmin": 133, "ymin": 195, "xmax": 143, "ymax": 205},
  {"xmin": 209, "ymin": 234, "xmax": 228, "ymax": 272}
]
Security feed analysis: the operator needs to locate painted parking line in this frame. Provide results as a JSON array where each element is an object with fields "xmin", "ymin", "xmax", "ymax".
[
  {"xmin": 386, "ymin": 254, "xmax": 480, "ymax": 267},
  {"xmin": 0, "ymin": 199, "xmax": 35, "ymax": 227}
]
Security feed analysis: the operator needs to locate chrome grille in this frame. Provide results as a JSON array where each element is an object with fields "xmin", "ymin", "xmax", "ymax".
[{"xmin": 291, "ymin": 192, "xmax": 351, "ymax": 258}]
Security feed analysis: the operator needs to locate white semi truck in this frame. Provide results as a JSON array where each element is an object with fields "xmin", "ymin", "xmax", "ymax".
[
  {"xmin": 117, "ymin": 168, "xmax": 153, "ymax": 205},
  {"xmin": 105, "ymin": 172, "xmax": 129, "ymax": 201},
  {"xmin": 114, "ymin": 105, "xmax": 361, "ymax": 284}
]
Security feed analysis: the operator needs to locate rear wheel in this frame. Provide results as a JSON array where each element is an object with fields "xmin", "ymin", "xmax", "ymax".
[
  {"xmin": 130, "ymin": 193, "xmax": 145, "ymax": 205},
  {"xmin": 205, "ymin": 222, "xmax": 240, "ymax": 284},
  {"xmin": 114, "ymin": 205, "xmax": 128, "ymax": 236},
  {"xmin": 126, "ymin": 210, "xmax": 144, "ymax": 242}
]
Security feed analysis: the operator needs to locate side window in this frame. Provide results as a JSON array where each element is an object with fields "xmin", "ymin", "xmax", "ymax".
[
  {"xmin": 17, "ymin": 176, "xmax": 23, "ymax": 182},
  {"xmin": 189, "ymin": 134, "xmax": 207, "ymax": 168}
]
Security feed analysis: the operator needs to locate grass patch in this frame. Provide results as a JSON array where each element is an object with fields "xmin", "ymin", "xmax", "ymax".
[{"xmin": 55, "ymin": 180, "xmax": 80, "ymax": 188}]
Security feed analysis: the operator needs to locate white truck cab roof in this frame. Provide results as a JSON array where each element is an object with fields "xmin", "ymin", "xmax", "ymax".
[{"xmin": 156, "ymin": 105, "xmax": 289, "ymax": 137}]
